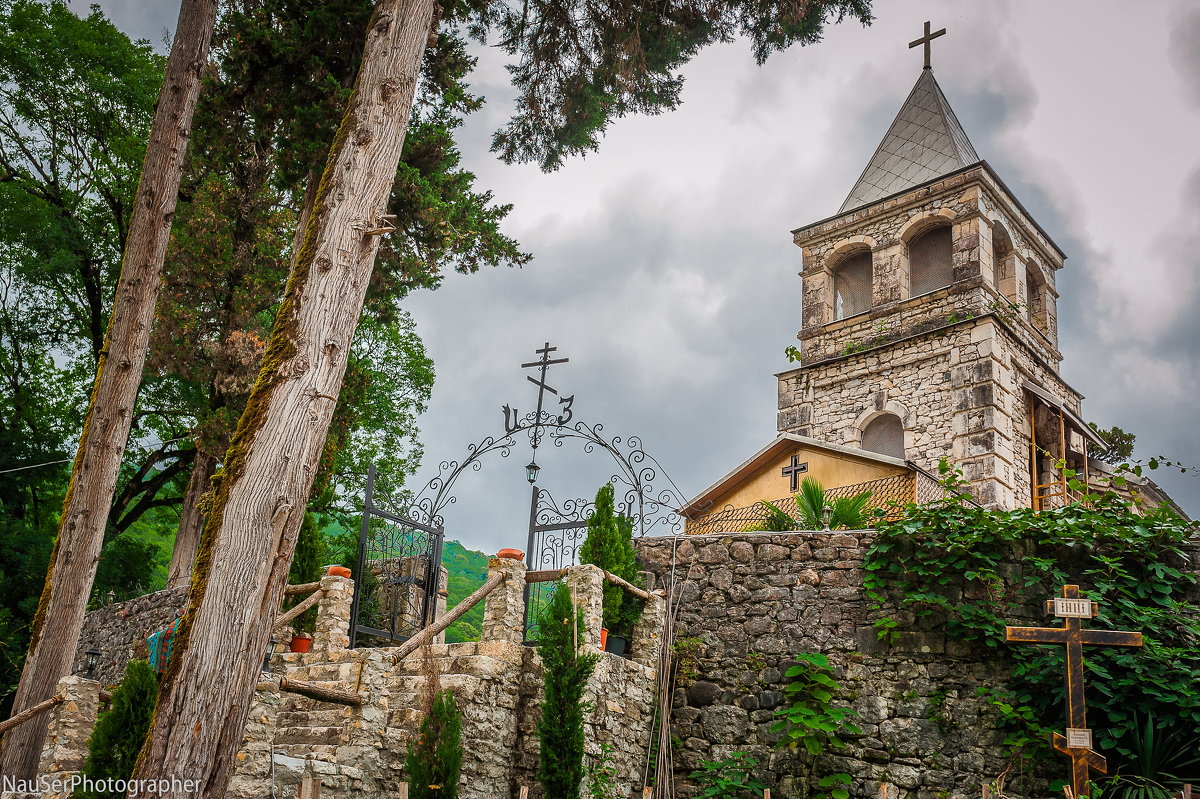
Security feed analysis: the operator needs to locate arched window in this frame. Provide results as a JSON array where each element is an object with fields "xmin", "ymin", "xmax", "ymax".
[
  {"xmin": 833, "ymin": 251, "xmax": 872, "ymax": 319},
  {"xmin": 1026, "ymin": 264, "xmax": 1047, "ymax": 333},
  {"xmin": 909, "ymin": 225, "xmax": 953, "ymax": 296},
  {"xmin": 991, "ymin": 224, "xmax": 1013, "ymax": 294},
  {"xmin": 862, "ymin": 414, "xmax": 905, "ymax": 459}
]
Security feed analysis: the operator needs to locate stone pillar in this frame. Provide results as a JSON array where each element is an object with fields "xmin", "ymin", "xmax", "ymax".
[
  {"xmin": 35, "ymin": 675, "xmax": 101, "ymax": 798},
  {"xmin": 481, "ymin": 556, "xmax": 528, "ymax": 645},
  {"xmin": 434, "ymin": 564, "xmax": 449, "ymax": 645},
  {"xmin": 630, "ymin": 593, "xmax": 667, "ymax": 669},
  {"xmin": 314, "ymin": 574, "xmax": 353, "ymax": 653},
  {"xmin": 565, "ymin": 564, "xmax": 604, "ymax": 651}
]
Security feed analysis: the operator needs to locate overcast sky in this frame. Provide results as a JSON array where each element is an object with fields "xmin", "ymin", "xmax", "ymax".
[{"xmin": 92, "ymin": 0, "xmax": 1200, "ymax": 553}]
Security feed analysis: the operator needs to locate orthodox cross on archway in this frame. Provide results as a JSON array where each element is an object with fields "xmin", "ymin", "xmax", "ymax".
[
  {"xmin": 1005, "ymin": 585, "xmax": 1143, "ymax": 799},
  {"xmin": 502, "ymin": 341, "xmax": 575, "ymax": 452},
  {"xmin": 909, "ymin": 20, "xmax": 946, "ymax": 69},
  {"xmin": 782, "ymin": 455, "xmax": 809, "ymax": 492}
]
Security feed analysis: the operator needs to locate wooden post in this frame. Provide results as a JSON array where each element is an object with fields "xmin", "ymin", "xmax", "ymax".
[
  {"xmin": 274, "ymin": 589, "xmax": 325, "ymax": 630},
  {"xmin": 397, "ymin": 782, "xmax": 408, "ymax": 799},
  {"xmin": 518, "ymin": 786, "xmax": 529, "ymax": 799},
  {"xmin": 391, "ymin": 571, "xmax": 506, "ymax": 663},
  {"xmin": 298, "ymin": 774, "xmax": 319, "ymax": 799},
  {"xmin": 643, "ymin": 788, "xmax": 653, "ymax": 799}
]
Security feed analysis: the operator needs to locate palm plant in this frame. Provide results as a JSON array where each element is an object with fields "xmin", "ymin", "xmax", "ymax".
[
  {"xmin": 748, "ymin": 478, "xmax": 873, "ymax": 531},
  {"xmin": 1100, "ymin": 712, "xmax": 1200, "ymax": 799}
]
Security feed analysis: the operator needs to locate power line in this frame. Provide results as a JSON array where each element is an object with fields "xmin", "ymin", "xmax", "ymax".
[{"xmin": 0, "ymin": 458, "xmax": 71, "ymax": 475}]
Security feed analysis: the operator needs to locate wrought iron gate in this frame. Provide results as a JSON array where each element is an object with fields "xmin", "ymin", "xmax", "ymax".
[
  {"xmin": 349, "ymin": 463, "xmax": 444, "ymax": 648},
  {"xmin": 523, "ymin": 486, "xmax": 595, "ymax": 641}
]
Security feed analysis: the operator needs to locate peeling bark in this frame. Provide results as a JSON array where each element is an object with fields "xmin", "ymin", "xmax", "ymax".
[
  {"xmin": 132, "ymin": 1, "xmax": 436, "ymax": 795},
  {"xmin": 0, "ymin": 0, "xmax": 218, "ymax": 779}
]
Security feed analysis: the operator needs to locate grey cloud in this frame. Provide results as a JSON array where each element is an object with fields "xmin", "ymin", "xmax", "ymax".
[{"xmin": 1169, "ymin": 3, "xmax": 1200, "ymax": 109}]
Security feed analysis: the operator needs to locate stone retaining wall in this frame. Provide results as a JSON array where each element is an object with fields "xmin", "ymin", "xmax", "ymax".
[{"xmin": 638, "ymin": 531, "xmax": 1047, "ymax": 799}]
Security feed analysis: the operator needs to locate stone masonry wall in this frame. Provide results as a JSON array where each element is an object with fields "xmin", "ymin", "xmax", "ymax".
[
  {"xmin": 638, "ymin": 531, "xmax": 1053, "ymax": 799},
  {"xmin": 74, "ymin": 587, "xmax": 187, "ymax": 686},
  {"xmin": 225, "ymin": 561, "xmax": 663, "ymax": 799}
]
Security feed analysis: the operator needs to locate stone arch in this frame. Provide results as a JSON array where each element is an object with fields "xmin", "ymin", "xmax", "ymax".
[
  {"xmin": 847, "ymin": 402, "xmax": 912, "ymax": 459},
  {"xmin": 989, "ymin": 220, "xmax": 1015, "ymax": 296},
  {"xmin": 1025, "ymin": 259, "xmax": 1049, "ymax": 334},
  {"xmin": 827, "ymin": 234, "xmax": 878, "ymax": 265},
  {"xmin": 861, "ymin": 414, "xmax": 906, "ymax": 459},
  {"xmin": 897, "ymin": 208, "xmax": 955, "ymax": 244}
]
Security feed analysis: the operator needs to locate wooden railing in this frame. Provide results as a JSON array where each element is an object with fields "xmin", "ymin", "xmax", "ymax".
[{"xmin": 273, "ymin": 582, "xmax": 326, "ymax": 631}]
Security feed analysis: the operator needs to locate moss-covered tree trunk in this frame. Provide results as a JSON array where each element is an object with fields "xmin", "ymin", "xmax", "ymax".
[
  {"xmin": 0, "ymin": 0, "xmax": 218, "ymax": 779},
  {"xmin": 131, "ymin": 2, "xmax": 436, "ymax": 796}
]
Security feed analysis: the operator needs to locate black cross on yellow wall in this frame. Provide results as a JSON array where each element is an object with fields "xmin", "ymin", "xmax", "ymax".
[
  {"xmin": 781, "ymin": 455, "xmax": 808, "ymax": 492},
  {"xmin": 1005, "ymin": 585, "xmax": 1143, "ymax": 799}
]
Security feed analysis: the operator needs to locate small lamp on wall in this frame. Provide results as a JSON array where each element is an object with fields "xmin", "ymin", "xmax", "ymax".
[
  {"xmin": 84, "ymin": 647, "xmax": 100, "ymax": 680},
  {"xmin": 262, "ymin": 637, "xmax": 276, "ymax": 675},
  {"xmin": 821, "ymin": 504, "xmax": 834, "ymax": 531}
]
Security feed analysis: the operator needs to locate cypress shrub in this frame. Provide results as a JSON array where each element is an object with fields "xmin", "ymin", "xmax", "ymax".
[
  {"xmin": 286, "ymin": 512, "xmax": 327, "ymax": 631},
  {"xmin": 537, "ymin": 584, "xmax": 600, "ymax": 799},
  {"xmin": 75, "ymin": 660, "xmax": 158, "ymax": 799},
  {"xmin": 405, "ymin": 689, "xmax": 463, "ymax": 799},
  {"xmin": 579, "ymin": 483, "xmax": 642, "ymax": 635}
]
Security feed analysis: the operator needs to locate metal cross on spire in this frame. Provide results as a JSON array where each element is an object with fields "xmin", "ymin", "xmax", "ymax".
[{"xmin": 909, "ymin": 20, "xmax": 946, "ymax": 70}]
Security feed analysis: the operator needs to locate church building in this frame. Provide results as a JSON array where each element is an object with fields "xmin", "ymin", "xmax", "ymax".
[{"xmin": 684, "ymin": 25, "xmax": 1180, "ymax": 531}]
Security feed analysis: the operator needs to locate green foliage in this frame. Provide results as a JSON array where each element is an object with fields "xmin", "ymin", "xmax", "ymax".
[
  {"xmin": 404, "ymin": 689, "xmax": 463, "ymax": 799},
  {"xmin": 441, "ymin": 541, "xmax": 489, "ymax": 643},
  {"xmin": 671, "ymin": 635, "xmax": 704, "ymax": 686},
  {"xmin": 284, "ymin": 513, "xmax": 327, "ymax": 632},
  {"xmin": 587, "ymin": 742, "xmax": 621, "ymax": 799},
  {"xmin": 579, "ymin": 483, "xmax": 642, "ymax": 635},
  {"xmin": 75, "ymin": 660, "xmax": 159, "ymax": 799},
  {"xmin": 537, "ymin": 583, "xmax": 600, "ymax": 799},
  {"xmin": 688, "ymin": 752, "xmax": 768, "ymax": 799},
  {"xmin": 771, "ymin": 653, "xmax": 858, "ymax": 799},
  {"xmin": 480, "ymin": 0, "xmax": 874, "ymax": 169},
  {"xmin": 1088, "ymin": 424, "xmax": 1137, "ymax": 465},
  {"xmin": 863, "ymin": 462, "xmax": 1200, "ymax": 777},
  {"xmin": 772, "ymin": 653, "xmax": 861, "ymax": 757},
  {"xmin": 1095, "ymin": 711, "xmax": 1200, "ymax": 799},
  {"xmin": 747, "ymin": 478, "xmax": 872, "ymax": 531}
]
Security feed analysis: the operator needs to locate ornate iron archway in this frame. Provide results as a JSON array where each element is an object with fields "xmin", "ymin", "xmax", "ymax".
[{"xmin": 351, "ymin": 341, "xmax": 696, "ymax": 645}]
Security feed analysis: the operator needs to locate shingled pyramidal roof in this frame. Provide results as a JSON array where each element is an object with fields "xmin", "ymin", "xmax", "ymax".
[{"xmin": 839, "ymin": 68, "xmax": 981, "ymax": 213}]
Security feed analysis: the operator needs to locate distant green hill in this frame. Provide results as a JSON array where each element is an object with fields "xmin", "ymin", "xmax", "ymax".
[{"xmin": 441, "ymin": 540, "xmax": 490, "ymax": 643}]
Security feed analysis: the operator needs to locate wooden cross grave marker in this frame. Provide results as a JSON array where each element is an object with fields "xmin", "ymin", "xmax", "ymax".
[
  {"xmin": 1005, "ymin": 585, "xmax": 1143, "ymax": 799},
  {"xmin": 781, "ymin": 454, "xmax": 809, "ymax": 492}
]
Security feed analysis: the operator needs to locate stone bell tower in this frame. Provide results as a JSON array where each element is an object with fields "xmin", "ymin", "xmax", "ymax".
[{"xmin": 776, "ymin": 24, "xmax": 1100, "ymax": 510}]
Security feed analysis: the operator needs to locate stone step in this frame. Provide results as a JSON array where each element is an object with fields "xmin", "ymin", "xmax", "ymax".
[
  {"xmin": 277, "ymin": 709, "xmax": 348, "ymax": 728},
  {"xmin": 273, "ymin": 726, "xmax": 345, "ymax": 746}
]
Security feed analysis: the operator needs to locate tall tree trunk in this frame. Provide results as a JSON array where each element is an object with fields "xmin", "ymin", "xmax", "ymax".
[
  {"xmin": 167, "ymin": 447, "xmax": 217, "ymax": 589},
  {"xmin": 132, "ymin": 1, "xmax": 435, "ymax": 796},
  {"xmin": 0, "ymin": 0, "xmax": 218, "ymax": 779}
]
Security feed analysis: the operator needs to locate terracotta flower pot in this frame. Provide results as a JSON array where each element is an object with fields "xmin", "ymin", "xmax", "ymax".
[
  {"xmin": 496, "ymin": 548, "xmax": 525, "ymax": 561},
  {"xmin": 326, "ymin": 565, "xmax": 352, "ymax": 578},
  {"xmin": 600, "ymin": 628, "xmax": 609, "ymax": 650},
  {"xmin": 290, "ymin": 635, "xmax": 313, "ymax": 653}
]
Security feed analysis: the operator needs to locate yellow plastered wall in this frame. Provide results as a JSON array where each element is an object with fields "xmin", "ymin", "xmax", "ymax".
[{"xmin": 714, "ymin": 447, "xmax": 909, "ymax": 511}]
